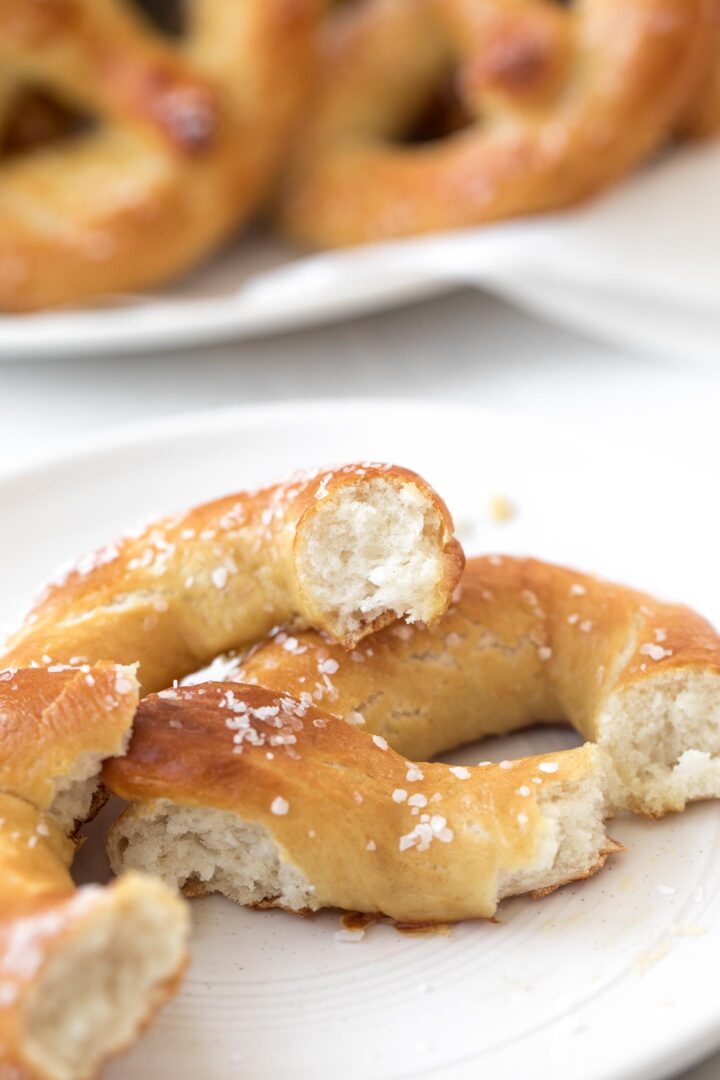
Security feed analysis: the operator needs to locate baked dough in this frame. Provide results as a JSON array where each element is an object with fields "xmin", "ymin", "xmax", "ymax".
[
  {"xmin": 0, "ymin": 665, "xmax": 189, "ymax": 1079},
  {"xmin": 0, "ymin": 0, "xmax": 315, "ymax": 310},
  {"xmin": 105, "ymin": 682, "xmax": 616, "ymax": 923},
  {"xmin": 1, "ymin": 464, "xmax": 463, "ymax": 694},
  {"xmin": 190, "ymin": 555, "xmax": 720, "ymax": 817},
  {"xmin": 276, "ymin": 0, "xmax": 715, "ymax": 247}
]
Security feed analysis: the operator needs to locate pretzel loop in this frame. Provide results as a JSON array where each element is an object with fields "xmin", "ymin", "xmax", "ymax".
[{"xmin": 277, "ymin": 0, "xmax": 716, "ymax": 246}]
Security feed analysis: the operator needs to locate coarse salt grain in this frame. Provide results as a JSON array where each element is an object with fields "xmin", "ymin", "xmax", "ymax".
[
  {"xmin": 366, "ymin": 841, "xmax": 376, "ymax": 851},
  {"xmin": 639, "ymin": 643, "xmax": 673, "ymax": 661},
  {"xmin": 449, "ymin": 766, "xmax": 471, "ymax": 780},
  {"xmin": 211, "ymin": 567, "xmax": 229, "ymax": 590},
  {"xmin": 115, "ymin": 673, "xmax": 134, "ymax": 695},
  {"xmin": 270, "ymin": 797, "xmax": 289, "ymax": 816},
  {"xmin": 392, "ymin": 789, "xmax": 408, "ymax": 803},
  {"xmin": 538, "ymin": 762, "xmax": 558, "ymax": 773},
  {"xmin": 537, "ymin": 646, "xmax": 552, "ymax": 661},
  {"xmin": 372, "ymin": 735, "xmax": 388, "ymax": 751},
  {"xmin": 406, "ymin": 766, "xmax": 424, "ymax": 782},
  {"xmin": 517, "ymin": 786, "xmax": 530, "ymax": 796}
]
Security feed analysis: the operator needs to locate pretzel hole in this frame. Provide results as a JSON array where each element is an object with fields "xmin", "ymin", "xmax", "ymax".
[
  {"xmin": 129, "ymin": 0, "xmax": 187, "ymax": 38},
  {"xmin": 399, "ymin": 74, "xmax": 473, "ymax": 146},
  {"xmin": 1, "ymin": 87, "xmax": 97, "ymax": 158}
]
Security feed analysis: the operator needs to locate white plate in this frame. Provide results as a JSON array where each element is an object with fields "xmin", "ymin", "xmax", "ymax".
[
  {"xmin": 0, "ymin": 234, "xmax": 449, "ymax": 359},
  {"xmin": 2, "ymin": 399, "xmax": 720, "ymax": 1080},
  {"xmin": 3, "ymin": 144, "xmax": 720, "ymax": 365}
]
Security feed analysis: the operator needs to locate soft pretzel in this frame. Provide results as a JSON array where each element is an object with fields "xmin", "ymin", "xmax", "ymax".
[
  {"xmin": 0, "ymin": 662, "xmax": 139, "ymax": 831},
  {"xmin": 276, "ymin": 0, "xmax": 715, "ymax": 247},
  {"xmin": 681, "ymin": 21, "xmax": 720, "ymax": 136},
  {"xmin": 0, "ymin": 0, "xmax": 315, "ymax": 311},
  {"xmin": 189, "ymin": 555, "xmax": 720, "ymax": 818},
  {"xmin": 0, "ymin": 666, "xmax": 190, "ymax": 1080},
  {"xmin": 1, "ymin": 464, "xmax": 463, "ymax": 695},
  {"xmin": 104, "ymin": 682, "xmax": 615, "ymax": 923},
  {"xmin": 0, "ymin": 863, "xmax": 188, "ymax": 1080}
]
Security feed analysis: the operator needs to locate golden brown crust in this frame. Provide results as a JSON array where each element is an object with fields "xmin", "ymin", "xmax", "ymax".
[
  {"xmin": 1, "ymin": 464, "xmax": 462, "ymax": 694},
  {"xmin": 680, "ymin": 8, "xmax": 720, "ymax": 137},
  {"xmin": 213, "ymin": 554, "xmax": 720, "ymax": 759},
  {"xmin": 104, "ymin": 682, "xmax": 610, "ymax": 923},
  {"xmin": 0, "ymin": 663, "xmax": 139, "ymax": 815},
  {"xmin": 0, "ymin": 874, "xmax": 189, "ymax": 1080},
  {"xmin": 276, "ymin": 0, "xmax": 716, "ymax": 247},
  {"xmin": 0, "ymin": 0, "xmax": 316, "ymax": 311},
  {"xmin": 0, "ymin": 794, "xmax": 75, "ymax": 905},
  {"xmin": 0, "ymin": 664, "xmax": 187, "ymax": 1078}
]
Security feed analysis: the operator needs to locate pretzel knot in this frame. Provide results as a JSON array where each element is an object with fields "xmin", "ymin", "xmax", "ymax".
[
  {"xmin": 277, "ymin": 0, "xmax": 716, "ymax": 247},
  {"xmin": 0, "ymin": 0, "xmax": 315, "ymax": 311}
]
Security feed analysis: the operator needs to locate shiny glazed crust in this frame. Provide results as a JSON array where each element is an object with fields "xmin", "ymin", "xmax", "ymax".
[
  {"xmin": 0, "ymin": 666, "xmax": 188, "ymax": 1079},
  {"xmin": 0, "ymin": 663, "xmax": 138, "ymax": 819},
  {"xmin": 195, "ymin": 555, "xmax": 720, "ymax": 816},
  {"xmin": 104, "ymin": 682, "xmax": 616, "ymax": 923},
  {"xmin": 1, "ymin": 464, "xmax": 463, "ymax": 694},
  {"xmin": 276, "ymin": 0, "xmax": 716, "ymax": 246},
  {"xmin": 0, "ymin": 0, "xmax": 316, "ymax": 311}
]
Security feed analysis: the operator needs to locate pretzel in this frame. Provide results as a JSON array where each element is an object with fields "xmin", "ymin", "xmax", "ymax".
[
  {"xmin": 0, "ymin": 666, "xmax": 190, "ymax": 1079},
  {"xmin": 104, "ymin": 682, "xmax": 616, "ymax": 923},
  {"xmin": 0, "ymin": 0, "xmax": 315, "ymax": 311},
  {"xmin": 1, "ymin": 464, "xmax": 463, "ymax": 695},
  {"xmin": 0, "ymin": 662, "xmax": 139, "ymax": 831},
  {"xmin": 0, "ymin": 858, "xmax": 188, "ymax": 1080},
  {"xmin": 682, "ymin": 22, "xmax": 720, "ymax": 136},
  {"xmin": 189, "ymin": 555, "xmax": 720, "ymax": 818},
  {"xmin": 276, "ymin": 0, "xmax": 715, "ymax": 247}
]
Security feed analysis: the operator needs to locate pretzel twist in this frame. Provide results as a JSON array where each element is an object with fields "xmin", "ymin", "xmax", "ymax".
[
  {"xmin": 104, "ymin": 682, "xmax": 615, "ymax": 923},
  {"xmin": 192, "ymin": 555, "xmax": 720, "ymax": 817},
  {"xmin": 276, "ymin": 0, "xmax": 716, "ymax": 247},
  {"xmin": 0, "ymin": 666, "xmax": 189, "ymax": 1080},
  {"xmin": 0, "ymin": 0, "xmax": 316, "ymax": 311},
  {"xmin": 1, "ymin": 464, "xmax": 463, "ymax": 695}
]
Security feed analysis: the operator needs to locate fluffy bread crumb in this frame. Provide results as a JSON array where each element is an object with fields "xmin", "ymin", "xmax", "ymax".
[
  {"xmin": 107, "ymin": 802, "xmax": 316, "ymax": 912},
  {"xmin": 499, "ymin": 749, "xmax": 611, "ymax": 900},
  {"xmin": 599, "ymin": 670, "xmax": 720, "ymax": 815},
  {"xmin": 21, "ymin": 874, "xmax": 188, "ymax": 1080},
  {"xmin": 296, "ymin": 479, "xmax": 450, "ymax": 636}
]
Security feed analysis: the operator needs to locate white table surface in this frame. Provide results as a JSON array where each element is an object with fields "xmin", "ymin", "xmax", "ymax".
[{"xmin": 1, "ymin": 288, "xmax": 719, "ymax": 1080}]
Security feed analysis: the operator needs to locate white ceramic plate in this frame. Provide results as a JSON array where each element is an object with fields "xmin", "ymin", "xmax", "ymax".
[
  {"xmin": 3, "ymin": 145, "xmax": 719, "ymax": 365},
  {"xmin": 0, "ymin": 234, "xmax": 449, "ymax": 359},
  {"xmin": 2, "ymin": 399, "xmax": 720, "ymax": 1080}
]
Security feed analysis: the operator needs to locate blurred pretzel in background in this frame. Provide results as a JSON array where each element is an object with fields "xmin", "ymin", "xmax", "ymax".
[
  {"xmin": 276, "ymin": 0, "xmax": 717, "ymax": 247},
  {"xmin": 1, "ymin": 0, "xmax": 719, "ymax": 312},
  {"xmin": 682, "ymin": 12, "xmax": 720, "ymax": 137},
  {"xmin": 0, "ymin": 0, "xmax": 315, "ymax": 311}
]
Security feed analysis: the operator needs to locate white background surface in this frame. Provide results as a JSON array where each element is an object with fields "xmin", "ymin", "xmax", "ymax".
[{"xmin": 1, "ymin": 288, "xmax": 719, "ymax": 1078}]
